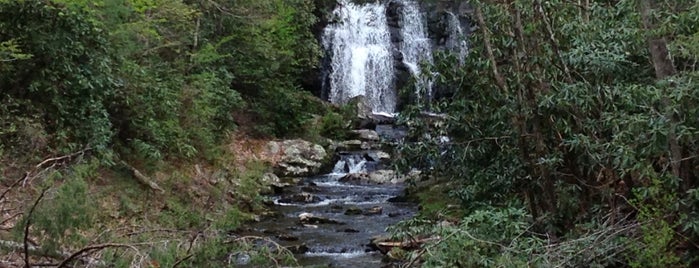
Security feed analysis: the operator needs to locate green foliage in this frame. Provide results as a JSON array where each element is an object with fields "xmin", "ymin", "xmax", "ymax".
[
  {"xmin": 628, "ymin": 178, "xmax": 682, "ymax": 267},
  {"xmin": 16, "ymin": 163, "xmax": 97, "ymax": 253},
  {"xmin": 319, "ymin": 111, "xmax": 349, "ymax": 140},
  {"xmin": 398, "ymin": 0, "xmax": 699, "ymax": 265},
  {"xmin": 0, "ymin": 0, "xmax": 115, "ymax": 151},
  {"xmin": 1, "ymin": 0, "xmax": 321, "ymax": 157}
]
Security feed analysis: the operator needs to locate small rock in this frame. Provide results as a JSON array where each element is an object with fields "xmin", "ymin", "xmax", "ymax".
[
  {"xmin": 388, "ymin": 212, "xmax": 401, "ymax": 217},
  {"xmin": 234, "ymin": 253, "xmax": 251, "ymax": 265},
  {"xmin": 365, "ymin": 151, "xmax": 391, "ymax": 162},
  {"xmin": 286, "ymin": 244, "xmax": 309, "ymax": 254},
  {"xmin": 364, "ymin": 206, "xmax": 383, "ymax": 215},
  {"xmin": 300, "ymin": 185, "xmax": 321, "ymax": 193},
  {"xmin": 277, "ymin": 233, "xmax": 299, "ymax": 241},
  {"xmin": 344, "ymin": 207, "xmax": 363, "ymax": 215},
  {"xmin": 339, "ymin": 173, "xmax": 370, "ymax": 184},
  {"xmin": 341, "ymin": 228, "xmax": 360, "ymax": 233}
]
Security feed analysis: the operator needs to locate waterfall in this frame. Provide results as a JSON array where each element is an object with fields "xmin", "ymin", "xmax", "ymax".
[
  {"xmin": 397, "ymin": 0, "xmax": 434, "ymax": 102},
  {"xmin": 445, "ymin": 11, "xmax": 468, "ymax": 65},
  {"xmin": 322, "ymin": 0, "xmax": 395, "ymax": 113},
  {"xmin": 322, "ymin": 0, "xmax": 468, "ymax": 111}
]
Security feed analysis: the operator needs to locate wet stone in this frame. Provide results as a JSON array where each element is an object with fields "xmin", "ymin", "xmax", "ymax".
[
  {"xmin": 364, "ymin": 206, "xmax": 383, "ymax": 215},
  {"xmin": 278, "ymin": 192, "xmax": 321, "ymax": 204},
  {"xmin": 286, "ymin": 244, "xmax": 309, "ymax": 254},
  {"xmin": 277, "ymin": 233, "xmax": 299, "ymax": 241},
  {"xmin": 344, "ymin": 207, "xmax": 363, "ymax": 215},
  {"xmin": 299, "ymin": 212, "xmax": 344, "ymax": 225},
  {"xmin": 300, "ymin": 185, "xmax": 321, "ymax": 193}
]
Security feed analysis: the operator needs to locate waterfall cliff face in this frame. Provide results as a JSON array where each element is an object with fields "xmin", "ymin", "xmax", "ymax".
[
  {"xmin": 321, "ymin": 0, "xmax": 469, "ymax": 113},
  {"xmin": 445, "ymin": 11, "xmax": 469, "ymax": 65},
  {"xmin": 398, "ymin": 0, "xmax": 434, "ymax": 103},
  {"xmin": 322, "ymin": 0, "xmax": 395, "ymax": 113}
]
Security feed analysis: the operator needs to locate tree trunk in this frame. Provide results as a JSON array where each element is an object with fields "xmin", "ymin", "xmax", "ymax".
[
  {"xmin": 475, "ymin": 4, "xmax": 508, "ymax": 92},
  {"xmin": 639, "ymin": 0, "xmax": 681, "ymax": 179}
]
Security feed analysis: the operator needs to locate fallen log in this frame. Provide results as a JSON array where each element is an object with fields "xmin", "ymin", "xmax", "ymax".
[
  {"xmin": 371, "ymin": 236, "xmax": 441, "ymax": 254},
  {"xmin": 120, "ymin": 161, "xmax": 165, "ymax": 193}
]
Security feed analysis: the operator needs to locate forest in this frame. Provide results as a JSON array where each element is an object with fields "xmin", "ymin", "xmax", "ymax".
[{"xmin": 1, "ymin": 0, "xmax": 698, "ymax": 267}]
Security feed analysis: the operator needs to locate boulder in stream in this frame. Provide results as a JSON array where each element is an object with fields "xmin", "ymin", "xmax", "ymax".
[
  {"xmin": 344, "ymin": 207, "xmax": 363, "ymax": 215},
  {"xmin": 365, "ymin": 150, "xmax": 391, "ymax": 162},
  {"xmin": 368, "ymin": 170, "xmax": 403, "ymax": 184},
  {"xmin": 285, "ymin": 244, "xmax": 309, "ymax": 254},
  {"xmin": 299, "ymin": 212, "xmax": 344, "ymax": 225},
  {"xmin": 259, "ymin": 172, "xmax": 291, "ymax": 195},
  {"xmin": 278, "ymin": 192, "xmax": 321, "ymax": 204},
  {"xmin": 364, "ymin": 206, "xmax": 383, "ymax": 215},
  {"xmin": 338, "ymin": 173, "xmax": 370, "ymax": 184},
  {"xmin": 336, "ymin": 140, "xmax": 363, "ymax": 151}
]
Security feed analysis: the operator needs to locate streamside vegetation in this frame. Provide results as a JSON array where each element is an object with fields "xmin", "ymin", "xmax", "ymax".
[{"xmin": 395, "ymin": 0, "xmax": 699, "ymax": 266}]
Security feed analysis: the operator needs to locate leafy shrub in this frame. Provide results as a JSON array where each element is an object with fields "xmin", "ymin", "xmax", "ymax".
[
  {"xmin": 16, "ymin": 163, "xmax": 98, "ymax": 253},
  {"xmin": 0, "ymin": 0, "xmax": 115, "ymax": 151},
  {"xmin": 319, "ymin": 111, "xmax": 348, "ymax": 140}
]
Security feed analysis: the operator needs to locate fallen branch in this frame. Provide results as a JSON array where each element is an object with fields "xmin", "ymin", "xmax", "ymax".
[
  {"xmin": 230, "ymin": 236, "xmax": 299, "ymax": 267},
  {"xmin": 0, "ymin": 239, "xmax": 67, "ymax": 260},
  {"xmin": 25, "ymin": 188, "xmax": 48, "ymax": 268},
  {"xmin": 376, "ymin": 236, "xmax": 441, "ymax": 252},
  {"xmin": 120, "ymin": 161, "xmax": 165, "ymax": 193},
  {"xmin": 0, "ymin": 176, "xmax": 25, "ymax": 202},
  {"xmin": 23, "ymin": 148, "xmax": 91, "ymax": 186},
  {"xmin": 57, "ymin": 243, "xmax": 139, "ymax": 268},
  {"xmin": 171, "ymin": 254, "xmax": 193, "ymax": 268}
]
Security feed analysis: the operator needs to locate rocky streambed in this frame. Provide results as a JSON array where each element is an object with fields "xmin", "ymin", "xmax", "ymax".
[{"xmin": 240, "ymin": 126, "xmax": 417, "ymax": 267}]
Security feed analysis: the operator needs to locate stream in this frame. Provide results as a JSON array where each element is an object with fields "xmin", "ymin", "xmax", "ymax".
[{"xmin": 242, "ymin": 127, "xmax": 416, "ymax": 267}]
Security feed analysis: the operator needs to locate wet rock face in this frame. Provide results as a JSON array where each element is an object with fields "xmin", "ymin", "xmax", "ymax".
[{"xmin": 268, "ymin": 139, "xmax": 329, "ymax": 177}]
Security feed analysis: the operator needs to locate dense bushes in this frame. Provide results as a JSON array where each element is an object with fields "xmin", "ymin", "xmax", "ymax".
[
  {"xmin": 0, "ymin": 0, "xmax": 323, "ymax": 160},
  {"xmin": 0, "ymin": 0, "xmax": 115, "ymax": 152},
  {"xmin": 397, "ymin": 0, "xmax": 699, "ymax": 265}
]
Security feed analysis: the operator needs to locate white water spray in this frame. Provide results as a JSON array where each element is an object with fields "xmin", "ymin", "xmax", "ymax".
[
  {"xmin": 323, "ymin": 0, "xmax": 395, "ymax": 113},
  {"xmin": 398, "ymin": 0, "xmax": 434, "ymax": 102},
  {"xmin": 445, "ymin": 11, "xmax": 468, "ymax": 65}
]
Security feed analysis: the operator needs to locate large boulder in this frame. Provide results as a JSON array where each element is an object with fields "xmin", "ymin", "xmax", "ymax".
[
  {"xmin": 268, "ymin": 139, "xmax": 328, "ymax": 177},
  {"xmin": 368, "ymin": 170, "xmax": 404, "ymax": 184},
  {"xmin": 259, "ymin": 172, "xmax": 291, "ymax": 195}
]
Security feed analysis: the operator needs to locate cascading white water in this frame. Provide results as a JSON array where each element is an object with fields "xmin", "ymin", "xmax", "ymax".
[
  {"xmin": 445, "ymin": 11, "xmax": 469, "ymax": 65},
  {"xmin": 397, "ymin": 0, "xmax": 434, "ymax": 102},
  {"xmin": 323, "ymin": 0, "xmax": 395, "ymax": 113},
  {"xmin": 331, "ymin": 154, "xmax": 367, "ymax": 175}
]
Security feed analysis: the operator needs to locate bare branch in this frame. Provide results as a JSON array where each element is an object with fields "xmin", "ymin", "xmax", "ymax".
[
  {"xmin": 24, "ymin": 188, "xmax": 48, "ymax": 268},
  {"xmin": 57, "ymin": 243, "xmax": 139, "ymax": 268}
]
